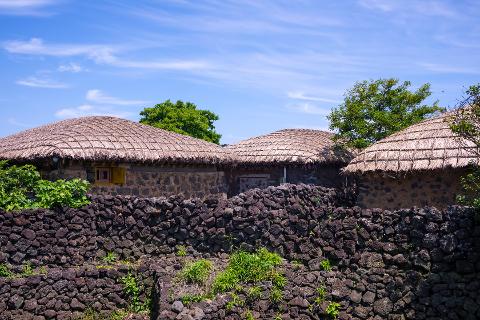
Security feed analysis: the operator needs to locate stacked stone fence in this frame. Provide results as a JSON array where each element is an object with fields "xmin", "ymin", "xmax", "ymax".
[{"xmin": 0, "ymin": 184, "xmax": 478, "ymax": 319}]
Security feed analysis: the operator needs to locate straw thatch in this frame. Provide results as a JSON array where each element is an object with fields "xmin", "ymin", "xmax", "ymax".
[
  {"xmin": 226, "ymin": 129, "xmax": 353, "ymax": 165},
  {"xmin": 0, "ymin": 116, "xmax": 231, "ymax": 164},
  {"xmin": 344, "ymin": 112, "xmax": 479, "ymax": 173}
]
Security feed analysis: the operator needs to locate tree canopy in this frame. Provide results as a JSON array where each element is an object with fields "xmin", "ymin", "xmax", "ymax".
[
  {"xmin": 139, "ymin": 100, "xmax": 221, "ymax": 144},
  {"xmin": 328, "ymin": 78, "xmax": 444, "ymax": 149},
  {"xmin": 449, "ymin": 84, "xmax": 480, "ymax": 212}
]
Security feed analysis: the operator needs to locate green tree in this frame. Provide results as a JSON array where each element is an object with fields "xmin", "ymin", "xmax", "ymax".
[
  {"xmin": 328, "ymin": 78, "xmax": 444, "ymax": 149},
  {"xmin": 449, "ymin": 84, "xmax": 480, "ymax": 212},
  {"xmin": 139, "ymin": 100, "xmax": 221, "ymax": 144}
]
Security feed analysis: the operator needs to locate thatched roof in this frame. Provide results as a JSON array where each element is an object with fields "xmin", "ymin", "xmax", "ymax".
[
  {"xmin": 0, "ymin": 116, "xmax": 230, "ymax": 165},
  {"xmin": 344, "ymin": 112, "xmax": 479, "ymax": 173},
  {"xmin": 226, "ymin": 129, "xmax": 353, "ymax": 165}
]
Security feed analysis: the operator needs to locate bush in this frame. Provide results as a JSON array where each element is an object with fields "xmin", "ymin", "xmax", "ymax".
[{"xmin": 0, "ymin": 161, "xmax": 90, "ymax": 211}]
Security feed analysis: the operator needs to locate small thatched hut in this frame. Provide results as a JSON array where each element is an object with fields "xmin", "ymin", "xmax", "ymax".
[
  {"xmin": 226, "ymin": 129, "xmax": 353, "ymax": 194},
  {"xmin": 0, "ymin": 116, "xmax": 230, "ymax": 198},
  {"xmin": 344, "ymin": 112, "xmax": 479, "ymax": 209}
]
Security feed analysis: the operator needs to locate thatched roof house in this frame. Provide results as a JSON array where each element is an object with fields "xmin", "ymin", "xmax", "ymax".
[
  {"xmin": 0, "ymin": 116, "xmax": 230, "ymax": 198},
  {"xmin": 226, "ymin": 129, "xmax": 352, "ymax": 165},
  {"xmin": 344, "ymin": 112, "xmax": 478, "ymax": 173},
  {"xmin": 0, "ymin": 116, "xmax": 230, "ymax": 165},
  {"xmin": 225, "ymin": 129, "xmax": 353, "ymax": 194},
  {"xmin": 344, "ymin": 112, "xmax": 479, "ymax": 209}
]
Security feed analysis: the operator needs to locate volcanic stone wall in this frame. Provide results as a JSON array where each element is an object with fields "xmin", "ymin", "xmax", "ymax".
[{"xmin": 0, "ymin": 184, "xmax": 479, "ymax": 319}]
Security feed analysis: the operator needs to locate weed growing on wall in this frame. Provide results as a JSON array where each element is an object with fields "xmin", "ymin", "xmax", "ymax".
[
  {"xmin": 120, "ymin": 272, "xmax": 150, "ymax": 314},
  {"xmin": 0, "ymin": 264, "xmax": 12, "ymax": 277},
  {"xmin": 326, "ymin": 302, "xmax": 341, "ymax": 319},
  {"xmin": 102, "ymin": 252, "xmax": 117, "ymax": 265},
  {"xmin": 0, "ymin": 161, "xmax": 90, "ymax": 211},
  {"xmin": 176, "ymin": 245, "xmax": 187, "ymax": 257},
  {"xmin": 320, "ymin": 259, "xmax": 332, "ymax": 271},
  {"xmin": 179, "ymin": 259, "xmax": 213, "ymax": 284}
]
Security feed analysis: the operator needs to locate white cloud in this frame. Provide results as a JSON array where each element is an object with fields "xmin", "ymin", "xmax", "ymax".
[
  {"xmin": 55, "ymin": 104, "xmax": 134, "ymax": 119},
  {"xmin": 86, "ymin": 89, "xmax": 149, "ymax": 106},
  {"xmin": 16, "ymin": 76, "xmax": 68, "ymax": 89},
  {"xmin": 287, "ymin": 91, "xmax": 342, "ymax": 103},
  {"xmin": 58, "ymin": 62, "xmax": 85, "ymax": 73},
  {"xmin": 4, "ymin": 38, "xmax": 208, "ymax": 70},
  {"xmin": 287, "ymin": 102, "xmax": 330, "ymax": 116},
  {"xmin": 358, "ymin": 0, "xmax": 395, "ymax": 12}
]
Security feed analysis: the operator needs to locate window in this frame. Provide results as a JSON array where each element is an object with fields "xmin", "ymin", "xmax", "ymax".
[
  {"xmin": 96, "ymin": 168, "xmax": 111, "ymax": 183},
  {"xmin": 95, "ymin": 167, "xmax": 126, "ymax": 185}
]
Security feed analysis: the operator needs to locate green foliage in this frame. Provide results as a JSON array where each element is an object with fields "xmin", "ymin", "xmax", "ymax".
[
  {"xmin": 176, "ymin": 245, "xmax": 187, "ymax": 257},
  {"xmin": 244, "ymin": 309, "xmax": 255, "ymax": 320},
  {"xmin": 102, "ymin": 252, "xmax": 117, "ymax": 264},
  {"xmin": 450, "ymin": 84, "xmax": 480, "ymax": 213},
  {"xmin": 326, "ymin": 302, "xmax": 341, "ymax": 319},
  {"xmin": 0, "ymin": 263, "xmax": 12, "ymax": 278},
  {"xmin": 269, "ymin": 287, "xmax": 283, "ymax": 303},
  {"xmin": 226, "ymin": 292, "xmax": 244, "ymax": 311},
  {"xmin": 21, "ymin": 262, "xmax": 34, "ymax": 277},
  {"xmin": 34, "ymin": 178, "xmax": 90, "ymax": 209},
  {"xmin": 320, "ymin": 259, "xmax": 332, "ymax": 271},
  {"xmin": 211, "ymin": 248, "xmax": 283, "ymax": 294},
  {"xmin": 180, "ymin": 293, "xmax": 205, "ymax": 306},
  {"xmin": 179, "ymin": 259, "xmax": 213, "ymax": 285},
  {"xmin": 120, "ymin": 272, "xmax": 150, "ymax": 314},
  {"xmin": 0, "ymin": 161, "xmax": 90, "ymax": 211},
  {"xmin": 273, "ymin": 314, "xmax": 282, "ymax": 320},
  {"xmin": 328, "ymin": 78, "xmax": 444, "ymax": 149},
  {"xmin": 246, "ymin": 286, "xmax": 262, "ymax": 301},
  {"xmin": 314, "ymin": 286, "xmax": 326, "ymax": 304},
  {"xmin": 140, "ymin": 100, "xmax": 221, "ymax": 144}
]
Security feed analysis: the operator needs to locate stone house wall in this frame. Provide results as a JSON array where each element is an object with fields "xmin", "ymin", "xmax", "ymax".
[
  {"xmin": 41, "ymin": 160, "xmax": 228, "ymax": 199},
  {"xmin": 355, "ymin": 168, "xmax": 466, "ymax": 209},
  {"xmin": 226, "ymin": 164, "xmax": 344, "ymax": 195}
]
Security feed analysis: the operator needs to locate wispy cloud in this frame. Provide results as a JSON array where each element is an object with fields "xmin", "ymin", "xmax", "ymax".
[
  {"xmin": 86, "ymin": 89, "xmax": 149, "ymax": 106},
  {"xmin": 287, "ymin": 102, "xmax": 330, "ymax": 116},
  {"xmin": 358, "ymin": 0, "xmax": 458, "ymax": 18},
  {"xmin": 0, "ymin": 0, "xmax": 60, "ymax": 16},
  {"xmin": 4, "ymin": 38, "xmax": 209, "ymax": 71},
  {"xmin": 16, "ymin": 76, "xmax": 68, "ymax": 89},
  {"xmin": 419, "ymin": 62, "xmax": 480, "ymax": 75},
  {"xmin": 55, "ymin": 104, "xmax": 134, "ymax": 119},
  {"xmin": 58, "ymin": 62, "xmax": 85, "ymax": 73},
  {"xmin": 287, "ymin": 91, "xmax": 342, "ymax": 103}
]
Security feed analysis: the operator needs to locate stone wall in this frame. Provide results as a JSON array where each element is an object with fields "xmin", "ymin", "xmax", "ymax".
[
  {"xmin": 355, "ymin": 169, "xmax": 466, "ymax": 210},
  {"xmin": 226, "ymin": 164, "xmax": 344, "ymax": 195},
  {"xmin": 0, "ymin": 184, "xmax": 479, "ymax": 319}
]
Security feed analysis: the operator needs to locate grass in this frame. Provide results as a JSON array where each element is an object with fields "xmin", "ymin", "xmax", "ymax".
[
  {"xmin": 246, "ymin": 286, "xmax": 262, "ymax": 301},
  {"xmin": 181, "ymin": 293, "xmax": 205, "ymax": 306},
  {"xmin": 244, "ymin": 309, "xmax": 255, "ymax": 320},
  {"xmin": 211, "ymin": 248, "xmax": 283, "ymax": 294},
  {"xmin": 0, "ymin": 262, "xmax": 47, "ymax": 278},
  {"xmin": 76, "ymin": 308, "xmax": 131, "ymax": 320},
  {"xmin": 179, "ymin": 259, "xmax": 213, "ymax": 285},
  {"xmin": 269, "ymin": 287, "xmax": 283, "ymax": 303}
]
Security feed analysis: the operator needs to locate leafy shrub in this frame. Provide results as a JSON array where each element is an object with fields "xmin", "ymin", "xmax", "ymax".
[
  {"xmin": 0, "ymin": 161, "xmax": 90, "ymax": 211},
  {"xmin": 180, "ymin": 259, "xmax": 213, "ymax": 285},
  {"xmin": 212, "ymin": 248, "xmax": 282, "ymax": 294},
  {"xmin": 34, "ymin": 178, "xmax": 90, "ymax": 209},
  {"xmin": 121, "ymin": 272, "xmax": 150, "ymax": 313}
]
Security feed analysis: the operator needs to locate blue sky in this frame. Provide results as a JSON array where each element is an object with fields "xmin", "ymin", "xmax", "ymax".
[{"xmin": 0, "ymin": 0, "xmax": 479, "ymax": 144}]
